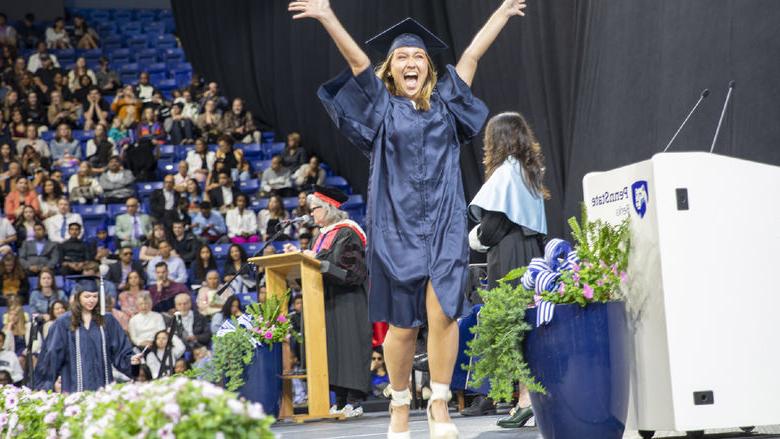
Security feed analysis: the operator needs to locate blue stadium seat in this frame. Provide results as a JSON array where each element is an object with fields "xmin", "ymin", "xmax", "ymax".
[
  {"xmin": 128, "ymin": 35, "xmax": 148, "ymax": 51},
  {"xmin": 210, "ymin": 244, "xmax": 230, "ymax": 259},
  {"xmin": 283, "ymin": 197, "xmax": 298, "ymax": 211},
  {"xmin": 251, "ymin": 159, "xmax": 272, "ymax": 174},
  {"xmin": 102, "ymin": 37, "xmax": 123, "ymax": 52},
  {"xmin": 236, "ymin": 293, "xmax": 257, "ymax": 306},
  {"xmin": 155, "ymin": 35, "xmax": 178, "ymax": 50},
  {"xmin": 82, "ymin": 48, "xmax": 103, "ymax": 64},
  {"xmin": 172, "ymin": 63, "xmax": 193, "ymax": 88},
  {"xmin": 136, "ymin": 181, "xmax": 163, "ymax": 197},
  {"xmin": 325, "ymin": 176, "xmax": 351, "ymax": 194},
  {"xmin": 158, "ymin": 144, "xmax": 175, "ymax": 159},
  {"xmin": 261, "ymin": 132, "xmax": 275, "ymax": 143},
  {"xmin": 112, "ymin": 10, "xmax": 132, "ymax": 20},
  {"xmin": 123, "ymin": 21, "xmax": 143, "ymax": 35},
  {"xmin": 96, "ymin": 23, "xmax": 117, "ymax": 36},
  {"xmin": 238, "ymin": 179, "xmax": 260, "ymax": 195},
  {"xmin": 135, "ymin": 48, "xmax": 158, "ymax": 66},
  {"xmin": 158, "ymin": 161, "xmax": 176, "ymax": 176},
  {"xmin": 72, "ymin": 204, "xmax": 107, "ymax": 219},
  {"xmin": 342, "ymin": 194, "xmax": 364, "ymax": 209},
  {"xmin": 240, "ymin": 143, "xmax": 263, "ymax": 159},
  {"xmin": 263, "ymin": 142, "xmax": 285, "ymax": 159},
  {"xmin": 272, "ymin": 240, "xmax": 299, "ymax": 253},
  {"xmin": 90, "ymin": 10, "xmax": 110, "ymax": 21},
  {"xmin": 28, "ymin": 277, "xmax": 39, "ymax": 291},
  {"xmin": 84, "ymin": 218, "xmax": 107, "ymax": 238},
  {"xmin": 144, "ymin": 22, "xmax": 165, "ymax": 36},
  {"xmin": 72, "ymin": 130, "xmax": 94, "ymax": 142},
  {"xmin": 174, "ymin": 145, "xmax": 190, "ymax": 161},
  {"xmin": 156, "ymin": 79, "xmax": 177, "ymax": 99},
  {"xmin": 41, "ymin": 131, "xmax": 54, "ymax": 141},
  {"xmin": 136, "ymin": 10, "xmax": 156, "ymax": 21},
  {"xmin": 240, "ymin": 242, "xmax": 264, "ymax": 257},
  {"xmin": 108, "ymin": 47, "xmax": 131, "ymax": 62},
  {"xmin": 119, "ymin": 62, "xmax": 140, "ymax": 74},
  {"xmin": 107, "ymin": 203, "xmax": 129, "ymax": 218},
  {"xmin": 249, "ymin": 197, "xmax": 269, "ymax": 212}
]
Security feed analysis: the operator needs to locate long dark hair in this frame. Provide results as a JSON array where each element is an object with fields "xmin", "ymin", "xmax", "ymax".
[
  {"xmin": 70, "ymin": 289, "xmax": 104, "ymax": 331},
  {"xmin": 193, "ymin": 245, "xmax": 217, "ymax": 282},
  {"xmin": 220, "ymin": 295, "xmax": 243, "ymax": 318},
  {"xmin": 483, "ymin": 112, "xmax": 550, "ymax": 199}
]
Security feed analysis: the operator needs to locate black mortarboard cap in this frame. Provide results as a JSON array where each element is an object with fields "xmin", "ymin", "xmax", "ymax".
[
  {"xmin": 69, "ymin": 275, "xmax": 100, "ymax": 294},
  {"xmin": 365, "ymin": 18, "xmax": 448, "ymax": 58},
  {"xmin": 313, "ymin": 185, "xmax": 349, "ymax": 208}
]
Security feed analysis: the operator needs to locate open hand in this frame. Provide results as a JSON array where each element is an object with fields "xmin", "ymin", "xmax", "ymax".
[
  {"xmin": 130, "ymin": 353, "xmax": 144, "ymax": 365},
  {"xmin": 500, "ymin": 0, "xmax": 527, "ymax": 17},
  {"xmin": 289, "ymin": 0, "xmax": 333, "ymax": 21}
]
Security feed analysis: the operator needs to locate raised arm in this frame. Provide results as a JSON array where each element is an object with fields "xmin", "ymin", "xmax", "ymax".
[
  {"xmin": 456, "ymin": 0, "xmax": 527, "ymax": 87},
  {"xmin": 289, "ymin": 0, "xmax": 371, "ymax": 76}
]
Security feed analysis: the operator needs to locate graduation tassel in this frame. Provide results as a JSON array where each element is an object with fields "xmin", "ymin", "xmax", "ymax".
[{"xmin": 99, "ymin": 274, "xmax": 106, "ymax": 315}]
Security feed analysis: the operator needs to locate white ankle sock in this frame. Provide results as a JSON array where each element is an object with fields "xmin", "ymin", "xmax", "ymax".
[{"xmin": 430, "ymin": 381, "xmax": 450, "ymax": 401}]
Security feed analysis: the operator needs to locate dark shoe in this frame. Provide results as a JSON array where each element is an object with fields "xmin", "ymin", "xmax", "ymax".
[
  {"xmin": 460, "ymin": 396, "xmax": 496, "ymax": 417},
  {"xmin": 497, "ymin": 406, "xmax": 533, "ymax": 428}
]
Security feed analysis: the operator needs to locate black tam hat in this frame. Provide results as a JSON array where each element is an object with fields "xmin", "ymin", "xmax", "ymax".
[
  {"xmin": 365, "ymin": 17, "xmax": 448, "ymax": 58},
  {"xmin": 313, "ymin": 185, "xmax": 349, "ymax": 208},
  {"xmin": 69, "ymin": 275, "xmax": 100, "ymax": 295}
]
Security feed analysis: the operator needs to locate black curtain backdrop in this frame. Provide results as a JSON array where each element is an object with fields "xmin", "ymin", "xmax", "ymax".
[{"xmin": 172, "ymin": 0, "xmax": 780, "ymax": 239}]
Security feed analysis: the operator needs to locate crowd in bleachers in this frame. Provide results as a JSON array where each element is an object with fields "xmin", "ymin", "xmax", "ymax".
[{"xmin": 0, "ymin": 8, "xmax": 366, "ymax": 386}]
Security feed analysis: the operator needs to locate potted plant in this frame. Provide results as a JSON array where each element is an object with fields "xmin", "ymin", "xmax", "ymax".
[
  {"xmin": 469, "ymin": 209, "xmax": 631, "ymax": 439},
  {"xmin": 201, "ymin": 292, "xmax": 298, "ymax": 417}
]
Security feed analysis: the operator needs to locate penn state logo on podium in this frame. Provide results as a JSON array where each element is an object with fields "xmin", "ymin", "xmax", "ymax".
[{"xmin": 631, "ymin": 180, "xmax": 649, "ymax": 218}]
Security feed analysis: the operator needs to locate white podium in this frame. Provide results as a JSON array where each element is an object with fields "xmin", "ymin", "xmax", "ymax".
[{"xmin": 582, "ymin": 152, "xmax": 780, "ymax": 435}]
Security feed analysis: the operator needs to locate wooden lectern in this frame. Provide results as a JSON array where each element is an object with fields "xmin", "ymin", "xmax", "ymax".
[{"xmin": 248, "ymin": 252, "xmax": 343, "ymax": 422}]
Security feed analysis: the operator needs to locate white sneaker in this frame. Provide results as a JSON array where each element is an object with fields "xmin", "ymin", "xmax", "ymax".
[
  {"xmin": 343, "ymin": 404, "xmax": 364, "ymax": 418},
  {"xmin": 329, "ymin": 404, "xmax": 342, "ymax": 415},
  {"xmin": 526, "ymin": 416, "xmax": 535, "ymax": 427}
]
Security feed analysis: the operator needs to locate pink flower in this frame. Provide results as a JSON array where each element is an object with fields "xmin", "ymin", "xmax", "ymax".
[
  {"xmin": 276, "ymin": 315, "xmax": 287, "ymax": 323},
  {"xmin": 596, "ymin": 279, "xmax": 605, "ymax": 287},
  {"xmin": 582, "ymin": 284, "xmax": 594, "ymax": 299},
  {"xmin": 264, "ymin": 331, "xmax": 273, "ymax": 339},
  {"xmin": 558, "ymin": 283, "xmax": 565, "ymax": 293},
  {"xmin": 572, "ymin": 263, "xmax": 580, "ymax": 273},
  {"xmin": 620, "ymin": 271, "xmax": 628, "ymax": 282},
  {"xmin": 612, "ymin": 264, "xmax": 619, "ymax": 276}
]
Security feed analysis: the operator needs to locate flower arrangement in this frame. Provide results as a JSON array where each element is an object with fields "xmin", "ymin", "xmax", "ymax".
[
  {"xmin": 0, "ymin": 377, "xmax": 274, "ymax": 438},
  {"xmin": 467, "ymin": 210, "xmax": 630, "ymax": 402},
  {"xmin": 200, "ymin": 292, "xmax": 298, "ymax": 391}
]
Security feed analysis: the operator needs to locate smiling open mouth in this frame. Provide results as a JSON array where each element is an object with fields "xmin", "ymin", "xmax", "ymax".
[{"xmin": 403, "ymin": 71, "xmax": 419, "ymax": 89}]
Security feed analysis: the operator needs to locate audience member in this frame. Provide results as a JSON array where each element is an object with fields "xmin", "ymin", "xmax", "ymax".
[
  {"xmin": 16, "ymin": 124, "xmax": 50, "ymax": 159},
  {"xmin": 134, "ymin": 72, "xmax": 157, "ymax": 104},
  {"xmin": 38, "ymin": 178, "xmax": 63, "ymax": 219},
  {"xmin": 173, "ymin": 161, "xmax": 189, "ymax": 191},
  {"xmin": 185, "ymin": 138, "xmax": 215, "ymax": 182},
  {"xmin": 71, "ymin": 15, "xmax": 100, "ymax": 49},
  {"xmin": 150, "ymin": 174, "xmax": 180, "ymax": 221},
  {"xmin": 68, "ymin": 161, "xmax": 103, "ymax": 203},
  {"xmin": 174, "ymin": 293, "xmax": 211, "ymax": 349},
  {"xmin": 49, "ymin": 123, "xmax": 80, "ymax": 166},
  {"xmin": 182, "ymin": 178, "xmax": 202, "ymax": 211},
  {"xmin": 261, "ymin": 155, "xmax": 293, "ymax": 197},
  {"xmin": 282, "ymin": 132, "xmax": 307, "ymax": 169},
  {"xmin": 5, "ymin": 176, "xmax": 41, "ymax": 221},
  {"xmin": 44, "ymin": 197, "xmax": 83, "ymax": 243},
  {"xmin": 214, "ymin": 135, "xmax": 242, "ymax": 173},
  {"xmin": 226, "ymin": 193, "xmax": 259, "ymax": 244},
  {"xmin": 111, "ymin": 85, "xmax": 141, "ymax": 127},
  {"xmin": 98, "ymin": 156, "xmax": 135, "ymax": 203},
  {"xmin": 139, "ymin": 222, "xmax": 167, "ymax": 262},
  {"xmin": 118, "ymin": 270, "xmax": 148, "ymax": 318},
  {"xmin": 45, "ymin": 17, "xmax": 71, "ymax": 49},
  {"xmin": 170, "ymin": 220, "xmax": 198, "ymax": 266},
  {"xmin": 127, "ymin": 291, "xmax": 166, "ymax": 349},
  {"xmin": 0, "ymin": 214, "xmax": 15, "ymax": 255},
  {"xmin": 108, "ymin": 246, "xmax": 147, "ymax": 288},
  {"xmin": 165, "ymin": 102, "xmax": 196, "ymax": 144},
  {"xmin": 17, "ymin": 14, "xmax": 43, "ymax": 51},
  {"xmin": 13, "ymin": 205, "xmax": 38, "ymax": 245},
  {"xmin": 223, "ymin": 244, "xmax": 254, "ymax": 294},
  {"xmin": 82, "ymin": 87, "xmax": 110, "ymax": 131},
  {"xmin": 95, "ymin": 57, "xmax": 120, "ymax": 94},
  {"xmin": 27, "ymin": 41, "xmax": 59, "ymax": 73},
  {"xmin": 58, "ymin": 222, "xmax": 92, "ymax": 275},
  {"xmin": 28, "ymin": 268, "xmax": 66, "ymax": 315},
  {"xmin": 148, "ymin": 260, "xmax": 189, "ymax": 312},
  {"xmin": 190, "ymin": 245, "xmax": 217, "ymax": 286},
  {"xmin": 144, "ymin": 329, "xmax": 185, "ymax": 379},
  {"xmin": 293, "ymin": 155, "xmax": 327, "ymax": 188},
  {"xmin": 210, "ymin": 295, "xmax": 243, "ymax": 334},
  {"xmin": 196, "ymin": 270, "xmax": 226, "ymax": 316},
  {"xmin": 146, "ymin": 241, "xmax": 187, "ymax": 284},
  {"xmin": 106, "ymin": 295, "xmax": 130, "ymax": 331},
  {"xmin": 114, "ymin": 197, "xmax": 153, "ymax": 248},
  {"xmin": 220, "ymin": 98, "xmax": 259, "ymax": 144},
  {"xmin": 67, "ymin": 57, "xmax": 97, "ymax": 92},
  {"xmin": 195, "ymin": 99, "xmax": 221, "ymax": 143},
  {"xmin": 18, "ymin": 222, "xmax": 59, "ymax": 274},
  {"xmin": 207, "ymin": 171, "xmax": 241, "ymax": 214},
  {"xmin": 190, "ymin": 201, "xmax": 226, "ymax": 243},
  {"xmin": 199, "ymin": 82, "xmax": 228, "ymax": 112},
  {"xmin": 0, "ymin": 331, "xmax": 23, "ymax": 384},
  {"xmin": 0, "ymin": 256, "xmax": 29, "ymax": 304},
  {"xmin": 258, "ymin": 194, "xmax": 292, "ymax": 241}
]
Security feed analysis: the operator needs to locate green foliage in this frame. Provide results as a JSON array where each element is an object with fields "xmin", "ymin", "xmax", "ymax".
[
  {"xmin": 199, "ymin": 291, "xmax": 300, "ymax": 391},
  {"xmin": 541, "ymin": 208, "xmax": 630, "ymax": 305},
  {"xmin": 0, "ymin": 378, "xmax": 274, "ymax": 438},
  {"xmin": 468, "ymin": 208, "xmax": 631, "ymax": 401},
  {"xmin": 465, "ymin": 267, "xmax": 545, "ymax": 402}
]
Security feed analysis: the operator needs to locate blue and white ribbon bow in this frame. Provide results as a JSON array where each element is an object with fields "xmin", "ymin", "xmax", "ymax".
[
  {"xmin": 521, "ymin": 239, "xmax": 579, "ymax": 327},
  {"xmin": 216, "ymin": 313, "xmax": 262, "ymax": 346}
]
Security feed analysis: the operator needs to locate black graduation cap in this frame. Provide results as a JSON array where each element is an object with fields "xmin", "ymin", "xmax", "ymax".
[
  {"xmin": 313, "ymin": 185, "xmax": 349, "ymax": 208},
  {"xmin": 365, "ymin": 17, "xmax": 448, "ymax": 58},
  {"xmin": 69, "ymin": 275, "xmax": 100, "ymax": 294}
]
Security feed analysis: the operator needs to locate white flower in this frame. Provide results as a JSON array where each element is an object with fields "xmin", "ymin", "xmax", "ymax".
[
  {"xmin": 64, "ymin": 405, "xmax": 81, "ymax": 417},
  {"xmin": 157, "ymin": 423, "xmax": 175, "ymax": 439},
  {"xmin": 4, "ymin": 395, "xmax": 18, "ymax": 410},
  {"xmin": 163, "ymin": 402, "xmax": 181, "ymax": 422},
  {"xmin": 247, "ymin": 402, "xmax": 265, "ymax": 420},
  {"xmin": 227, "ymin": 398, "xmax": 245, "ymax": 415},
  {"xmin": 46, "ymin": 428, "xmax": 58, "ymax": 439},
  {"xmin": 44, "ymin": 411, "xmax": 58, "ymax": 424},
  {"xmin": 216, "ymin": 433, "xmax": 225, "ymax": 439},
  {"xmin": 64, "ymin": 394, "xmax": 81, "ymax": 406},
  {"xmin": 0, "ymin": 413, "xmax": 7, "ymax": 427}
]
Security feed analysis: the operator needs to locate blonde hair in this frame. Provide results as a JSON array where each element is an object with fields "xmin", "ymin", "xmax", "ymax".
[{"xmin": 375, "ymin": 51, "xmax": 437, "ymax": 112}]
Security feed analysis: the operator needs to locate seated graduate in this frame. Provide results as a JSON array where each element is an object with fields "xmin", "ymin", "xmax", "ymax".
[{"xmin": 34, "ymin": 276, "xmax": 142, "ymax": 392}]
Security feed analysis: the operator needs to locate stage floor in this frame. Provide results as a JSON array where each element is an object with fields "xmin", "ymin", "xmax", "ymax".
[{"xmin": 271, "ymin": 411, "xmax": 780, "ymax": 439}]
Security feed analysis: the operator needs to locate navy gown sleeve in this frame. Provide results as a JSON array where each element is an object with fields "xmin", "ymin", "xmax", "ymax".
[
  {"xmin": 104, "ymin": 314, "xmax": 135, "ymax": 377},
  {"xmin": 437, "ymin": 65, "xmax": 490, "ymax": 140},
  {"xmin": 34, "ymin": 317, "xmax": 68, "ymax": 391},
  {"xmin": 317, "ymin": 66, "xmax": 390, "ymax": 155}
]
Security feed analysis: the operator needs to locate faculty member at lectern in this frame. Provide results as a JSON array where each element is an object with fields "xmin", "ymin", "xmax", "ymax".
[{"xmin": 284, "ymin": 185, "xmax": 372, "ymax": 418}]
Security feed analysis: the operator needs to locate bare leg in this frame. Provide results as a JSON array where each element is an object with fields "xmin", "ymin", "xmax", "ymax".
[
  {"xmin": 517, "ymin": 385, "xmax": 531, "ymax": 407},
  {"xmin": 383, "ymin": 324, "xmax": 418, "ymax": 433},
  {"xmin": 425, "ymin": 280, "xmax": 459, "ymax": 423}
]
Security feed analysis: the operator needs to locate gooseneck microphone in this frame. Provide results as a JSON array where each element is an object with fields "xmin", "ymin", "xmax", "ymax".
[
  {"xmin": 663, "ymin": 88, "xmax": 710, "ymax": 153},
  {"xmin": 709, "ymin": 80, "xmax": 736, "ymax": 154}
]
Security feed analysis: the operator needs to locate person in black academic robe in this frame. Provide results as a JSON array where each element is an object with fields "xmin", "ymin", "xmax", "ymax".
[
  {"xmin": 34, "ymin": 278, "xmax": 142, "ymax": 392},
  {"xmin": 284, "ymin": 186, "xmax": 372, "ymax": 414}
]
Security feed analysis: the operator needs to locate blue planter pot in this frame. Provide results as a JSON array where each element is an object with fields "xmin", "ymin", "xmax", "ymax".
[
  {"xmin": 238, "ymin": 344, "xmax": 283, "ymax": 417},
  {"xmin": 524, "ymin": 301, "xmax": 629, "ymax": 439}
]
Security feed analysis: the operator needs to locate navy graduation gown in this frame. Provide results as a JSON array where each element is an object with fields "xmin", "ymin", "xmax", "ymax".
[
  {"xmin": 35, "ymin": 312, "xmax": 135, "ymax": 392},
  {"xmin": 318, "ymin": 65, "xmax": 489, "ymax": 327}
]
